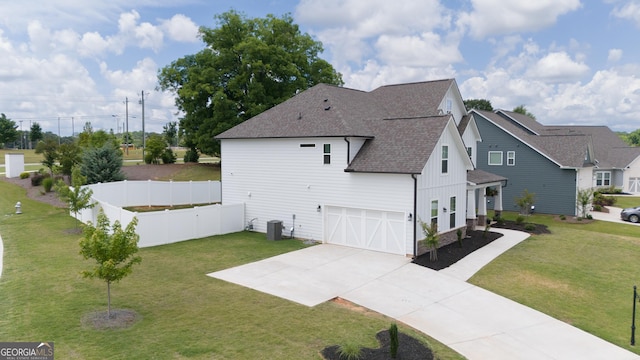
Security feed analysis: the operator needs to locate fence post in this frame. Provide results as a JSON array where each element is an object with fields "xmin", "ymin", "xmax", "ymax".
[{"xmin": 633, "ymin": 285, "xmax": 637, "ymax": 346}]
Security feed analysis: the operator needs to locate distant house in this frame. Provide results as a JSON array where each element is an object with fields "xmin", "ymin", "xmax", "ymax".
[
  {"xmin": 216, "ymin": 79, "xmax": 504, "ymax": 257},
  {"xmin": 472, "ymin": 109, "xmax": 640, "ymax": 216}
]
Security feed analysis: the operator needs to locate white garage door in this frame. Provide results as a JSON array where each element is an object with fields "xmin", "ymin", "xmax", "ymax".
[{"xmin": 325, "ymin": 206, "xmax": 406, "ymax": 255}]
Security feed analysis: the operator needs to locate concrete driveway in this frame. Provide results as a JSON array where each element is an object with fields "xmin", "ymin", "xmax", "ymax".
[
  {"xmin": 591, "ymin": 206, "xmax": 640, "ymax": 226},
  {"xmin": 208, "ymin": 228, "xmax": 638, "ymax": 359}
]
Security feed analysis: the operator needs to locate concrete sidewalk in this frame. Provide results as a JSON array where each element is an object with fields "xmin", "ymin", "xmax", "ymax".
[{"xmin": 209, "ymin": 228, "xmax": 639, "ymax": 359}]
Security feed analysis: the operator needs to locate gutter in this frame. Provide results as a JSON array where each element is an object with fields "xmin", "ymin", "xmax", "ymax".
[
  {"xmin": 411, "ymin": 174, "xmax": 418, "ymax": 258},
  {"xmin": 343, "ymin": 137, "xmax": 350, "ymax": 164}
]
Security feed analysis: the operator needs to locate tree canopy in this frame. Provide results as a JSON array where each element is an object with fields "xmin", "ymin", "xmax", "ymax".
[
  {"xmin": 158, "ymin": 10, "xmax": 343, "ymax": 156},
  {"xmin": 513, "ymin": 105, "xmax": 536, "ymax": 119},
  {"xmin": 463, "ymin": 99, "xmax": 493, "ymax": 112},
  {"xmin": 0, "ymin": 113, "xmax": 18, "ymax": 147}
]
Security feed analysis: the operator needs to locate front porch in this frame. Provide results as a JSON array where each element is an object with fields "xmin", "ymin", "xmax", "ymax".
[{"xmin": 466, "ymin": 169, "xmax": 507, "ymax": 229}]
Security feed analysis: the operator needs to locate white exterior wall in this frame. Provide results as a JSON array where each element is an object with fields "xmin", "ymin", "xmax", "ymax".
[
  {"xmin": 415, "ymin": 125, "xmax": 470, "ymax": 235},
  {"xmin": 220, "ymin": 137, "xmax": 415, "ymax": 253},
  {"xmin": 623, "ymin": 156, "xmax": 640, "ymax": 193},
  {"xmin": 439, "ymin": 85, "xmax": 467, "ymax": 125},
  {"xmin": 576, "ymin": 167, "xmax": 594, "ymax": 191},
  {"xmin": 461, "ymin": 125, "xmax": 480, "ymax": 167}
]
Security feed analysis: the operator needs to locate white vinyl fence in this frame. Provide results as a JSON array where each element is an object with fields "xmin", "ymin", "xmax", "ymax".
[{"xmin": 74, "ymin": 180, "xmax": 244, "ymax": 248}]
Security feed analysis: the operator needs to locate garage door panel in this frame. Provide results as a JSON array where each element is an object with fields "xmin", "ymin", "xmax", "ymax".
[{"xmin": 326, "ymin": 206, "xmax": 406, "ymax": 255}]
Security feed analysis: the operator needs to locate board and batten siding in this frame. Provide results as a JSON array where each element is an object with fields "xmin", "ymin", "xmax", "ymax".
[
  {"xmin": 220, "ymin": 137, "xmax": 415, "ymax": 253},
  {"xmin": 474, "ymin": 114, "xmax": 578, "ymax": 215},
  {"xmin": 415, "ymin": 123, "xmax": 469, "ymax": 234}
]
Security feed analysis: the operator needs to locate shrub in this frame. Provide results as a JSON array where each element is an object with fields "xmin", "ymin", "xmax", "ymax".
[
  {"xmin": 42, "ymin": 177, "xmax": 54, "ymax": 192},
  {"xmin": 559, "ymin": 214, "xmax": 566, "ymax": 220},
  {"xmin": 337, "ymin": 342, "xmax": 362, "ymax": 360},
  {"xmin": 456, "ymin": 228, "xmax": 463, "ymax": 248},
  {"xmin": 524, "ymin": 223, "xmax": 535, "ymax": 232},
  {"xmin": 162, "ymin": 148, "xmax": 177, "ymax": 164},
  {"xmin": 31, "ymin": 173, "xmax": 50, "ymax": 186},
  {"xmin": 593, "ymin": 204, "xmax": 602, "ymax": 212},
  {"xmin": 515, "ymin": 215, "xmax": 525, "ymax": 224},
  {"xmin": 81, "ymin": 145, "xmax": 125, "ymax": 184},
  {"xmin": 586, "ymin": 214, "xmax": 593, "ymax": 220},
  {"xmin": 593, "ymin": 192, "xmax": 616, "ymax": 207},
  {"xmin": 144, "ymin": 153, "xmax": 155, "ymax": 164},
  {"xmin": 19, "ymin": 172, "xmax": 30, "ymax": 179},
  {"xmin": 184, "ymin": 149, "xmax": 199, "ymax": 163},
  {"xmin": 389, "ymin": 323, "xmax": 399, "ymax": 359}
]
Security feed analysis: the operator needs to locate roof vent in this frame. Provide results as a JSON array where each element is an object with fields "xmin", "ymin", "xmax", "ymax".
[
  {"xmin": 297, "ymin": 112, "xmax": 302, "ymax": 120},
  {"xmin": 324, "ymin": 106, "xmax": 331, "ymax": 111},
  {"xmin": 324, "ymin": 98, "xmax": 328, "ymax": 102}
]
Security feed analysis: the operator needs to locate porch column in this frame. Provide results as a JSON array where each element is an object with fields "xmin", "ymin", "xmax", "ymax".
[
  {"xmin": 466, "ymin": 189, "xmax": 477, "ymax": 230},
  {"xmin": 494, "ymin": 185, "xmax": 503, "ymax": 218},
  {"xmin": 477, "ymin": 186, "xmax": 487, "ymax": 227}
]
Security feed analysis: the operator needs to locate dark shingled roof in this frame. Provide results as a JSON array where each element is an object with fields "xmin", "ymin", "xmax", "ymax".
[
  {"xmin": 346, "ymin": 116, "xmax": 450, "ymax": 174},
  {"xmin": 474, "ymin": 110, "xmax": 640, "ymax": 169},
  {"xmin": 467, "ymin": 169, "xmax": 507, "ymax": 185},
  {"xmin": 217, "ymin": 80, "xmax": 466, "ymax": 174}
]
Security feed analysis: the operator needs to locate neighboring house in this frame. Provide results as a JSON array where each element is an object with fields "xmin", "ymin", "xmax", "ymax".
[
  {"xmin": 217, "ymin": 79, "xmax": 504, "ymax": 257},
  {"xmin": 472, "ymin": 109, "xmax": 640, "ymax": 216}
]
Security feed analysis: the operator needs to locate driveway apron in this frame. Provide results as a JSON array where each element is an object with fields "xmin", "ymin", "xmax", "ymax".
[{"xmin": 208, "ymin": 229, "xmax": 638, "ymax": 359}]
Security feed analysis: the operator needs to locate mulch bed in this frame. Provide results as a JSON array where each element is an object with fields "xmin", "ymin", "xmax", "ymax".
[
  {"xmin": 321, "ymin": 330, "xmax": 433, "ymax": 360},
  {"xmin": 413, "ymin": 221, "xmax": 550, "ymax": 271}
]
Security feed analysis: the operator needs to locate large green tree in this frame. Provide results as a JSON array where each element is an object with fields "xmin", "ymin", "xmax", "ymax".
[
  {"xmin": 513, "ymin": 105, "xmax": 536, "ymax": 119},
  {"xmin": 81, "ymin": 145, "xmax": 125, "ymax": 184},
  {"xmin": 0, "ymin": 113, "xmax": 18, "ymax": 148},
  {"xmin": 158, "ymin": 10, "xmax": 343, "ymax": 157},
  {"xmin": 30, "ymin": 122, "xmax": 43, "ymax": 148},
  {"xmin": 464, "ymin": 99, "xmax": 494, "ymax": 112}
]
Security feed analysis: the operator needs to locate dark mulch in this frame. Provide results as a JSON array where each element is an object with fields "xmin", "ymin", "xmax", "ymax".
[
  {"xmin": 413, "ymin": 230, "xmax": 502, "ymax": 270},
  {"xmin": 413, "ymin": 221, "xmax": 551, "ymax": 271},
  {"xmin": 321, "ymin": 330, "xmax": 433, "ymax": 360}
]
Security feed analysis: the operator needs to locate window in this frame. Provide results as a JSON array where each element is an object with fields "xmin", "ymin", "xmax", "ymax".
[
  {"xmin": 466, "ymin": 147, "xmax": 472, "ymax": 158},
  {"xmin": 445, "ymin": 98, "xmax": 453, "ymax": 114},
  {"xmin": 300, "ymin": 143, "xmax": 315, "ymax": 148},
  {"xmin": 430, "ymin": 200, "xmax": 438, "ymax": 227},
  {"xmin": 449, "ymin": 196, "xmax": 456, "ymax": 228},
  {"xmin": 507, "ymin": 151, "xmax": 515, "ymax": 166},
  {"xmin": 596, "ymin": 171, "xmax": 611, "ymax": 186},
  {"xmin": 488, "ymin": 151, "xmax": 503, "ymax": 166},
  {"xmin": 323, "ymin": 144, "xmax": 331, "ymax": 164},
  {"xmin": 441, "ymin": 146, "xmax": 449, "ymax": 174}
]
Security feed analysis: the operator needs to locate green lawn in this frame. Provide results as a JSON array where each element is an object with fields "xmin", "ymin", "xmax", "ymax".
[
  {"xmin": 0, "ymin": 179, "xmax": 462, "ymax": 360},
  {"xmin": 614, "ymin": 195, "xmax": 640, "ymax": 210},
  {"xmin": 471, "ymin": 211, "xmax": 640, "ymax": 354}
]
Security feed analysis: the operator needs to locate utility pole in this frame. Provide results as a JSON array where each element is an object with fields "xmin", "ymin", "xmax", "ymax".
[
  {"xmin": 125, "ymin": 97, "xmax": 129, "ymax": 155},
  {"xmin": 19, "ymin": 121, "xmax": 23, "ymax": 149},
  {"xmin": 72, "ymin": 117, "xmax": 75, "ymax": 138},
  {"xmin": 140, "ymin": 91, "xmax": 145, "ymax": 161},
  {"xmin": 57, "ymin": 117, "xmax": 61, "ymax": 145}
]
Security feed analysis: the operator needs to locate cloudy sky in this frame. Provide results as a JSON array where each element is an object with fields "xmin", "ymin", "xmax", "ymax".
[{"xmin": 1, "ymin": 0, "xmax": 639, "ymax": 137}]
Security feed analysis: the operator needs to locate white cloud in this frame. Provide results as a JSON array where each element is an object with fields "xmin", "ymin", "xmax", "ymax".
[
  {"xmin": 161, "ymin": 14, "xmax": 199, "ymax": 42},
  {"xmin": 608, "ymin": 48, "xmax": 623, "ymax": 62},
  {"xmin": 458, "ymin": 0, "xmax": 582, "ymax": 39},
  {"xmin": 375, "ymin": 32, "xmax": 463, "ymax": 67},
  {"xmin": 525, "ymin": 51, "xmax": 590, "ymax": 82},
  {"xmin": 611, "ymin": 1, "xmax": 640, "ymax": 26},
  {"xmin": 344, "ymin": 60, "xmax": 457, "ymax": 91}
]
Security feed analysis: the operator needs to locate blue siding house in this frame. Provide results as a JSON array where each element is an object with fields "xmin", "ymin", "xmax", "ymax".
[{"xmin": 472, "ymin": 109, "xmax": 640, "ymax": 216}]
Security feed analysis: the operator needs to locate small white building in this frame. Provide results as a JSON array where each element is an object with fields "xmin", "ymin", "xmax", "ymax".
[{"xmin": 217, "ymin": 79, "xmax": 504, "ymax": 257}]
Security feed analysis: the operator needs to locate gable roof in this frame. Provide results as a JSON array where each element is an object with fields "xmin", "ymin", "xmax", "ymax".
[
  {"xmin": 217, "ymin": 79, "xmax": 471, "ymax": 174},
  {"xmin": 473, "ymin": 109, "xmax": 640, "ymax": 169},
  {"xmin": 346, "ymin": 115, "xmax": 451, "ymax": 174}
]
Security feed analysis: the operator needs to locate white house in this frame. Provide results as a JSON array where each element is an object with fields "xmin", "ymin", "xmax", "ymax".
[{"xmin": 216, "ymin": 79, "xmax": 504, "ymax": 257}]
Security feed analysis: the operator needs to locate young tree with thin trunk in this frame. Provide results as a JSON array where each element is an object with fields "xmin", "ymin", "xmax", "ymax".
[
  {"xmin": 54, "ymin": 167, "xmax": 95, "ymax": 228},
  {"xmin": 80, "ymin": 210, "xmax": 141, "ymax": 318}
]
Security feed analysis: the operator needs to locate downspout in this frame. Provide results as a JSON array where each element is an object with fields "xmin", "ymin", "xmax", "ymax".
[
  {"xmin": 411, "ymin": 174, "xmax": 418, "ymax": 258},
  {"xmin": 343, "ymin": 137, "xmax": 350, "ymax": 163}
]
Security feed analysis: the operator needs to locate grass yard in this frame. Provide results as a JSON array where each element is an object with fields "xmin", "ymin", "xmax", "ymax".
[
  {"xmin": 614, "ymin": 195, "xmax": 640, "ymax": 210},
  {"xmin": 0, "ymin": 179, "xmax": 462, "ymax": 360},
  {"xmin": 471, "ymin": 211, "xmax": 640, "ymax": 354}
]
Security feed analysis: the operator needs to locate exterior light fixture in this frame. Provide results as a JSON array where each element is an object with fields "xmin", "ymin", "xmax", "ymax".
[
  {"xmin": 407, "ymin": 213, "xmax": 413, "ymax": 222},
  {"xmin": 317, "ymin": 205, "xmax": 321, "ymax": 212}
]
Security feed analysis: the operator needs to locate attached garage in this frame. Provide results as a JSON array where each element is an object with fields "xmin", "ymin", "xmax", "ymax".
[{"xmin": 325, "ymin": 206, "xmax": 407, "ymax": 255}]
